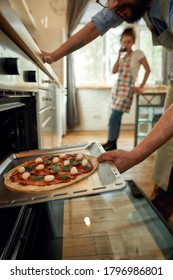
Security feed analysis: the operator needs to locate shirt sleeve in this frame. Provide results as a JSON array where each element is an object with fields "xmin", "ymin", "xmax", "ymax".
[
  {"xmin": 91, "ymin": 8, "xmax": 124, "ymax": 36},
  {"xmin": 135, "ymin": 50, "xmax": 145, "ymax": 61},
  {"xmin": 130, "ymin": 50, "xmax": 146, "ymax": 79},
  {"xmin": 166, "ymin": 0, "xmax": 173, "ymax": 32}
]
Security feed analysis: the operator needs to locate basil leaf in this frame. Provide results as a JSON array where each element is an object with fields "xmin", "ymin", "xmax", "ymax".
[
  {"xmin": 45, "ymin": 160, "xmax": 52, "ymax": 165},
  {"xmin": 32, "ymin": 175, "xmax": 44, "ymax": 181},
  {"xmin": 60, "ymin": 174, "xmax": 71, "ymax": 179},
  {"xmin": 69, "ymin": 157, "xmax": 75, "ymax": 162},
  {"xmin": 25, "ymin": 165, "xmax": 36, "ymax": 171},
  {"xmin": 47, "ymin": 155, "xmax": 54, "ymax": 159},
  {"xmin": 83, "ymin": 165, "xmax": 90, "ymax": 171},
  {"xmin": 73, "ymin": 159, "xmax": 82, "ymax": 166},
  {"xmin": 51, "ymin": 164, "xmax": 60, "ymax": 173},
  {"xmin": 63, "ymin": 165, "xmax": 71, "ymax": 171}
]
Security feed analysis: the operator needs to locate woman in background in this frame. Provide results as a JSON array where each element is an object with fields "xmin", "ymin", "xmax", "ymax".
[{"xmin": 102, "ymin": 27, "xmax": 150, "ymax": 151}]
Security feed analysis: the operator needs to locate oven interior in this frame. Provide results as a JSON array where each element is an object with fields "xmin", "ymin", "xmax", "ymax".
[
  {"xmin": 0, "ymin": 93, "xmax": 38, "ymax": 162},
  {"xmin": 0, "ymin": 200, "xmax": 63, "ymax": 260}
]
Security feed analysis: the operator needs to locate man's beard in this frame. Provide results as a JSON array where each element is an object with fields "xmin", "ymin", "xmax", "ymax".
[{"xmin": 115, "ymin": 0, "xmax": 148, "ymax": 23}]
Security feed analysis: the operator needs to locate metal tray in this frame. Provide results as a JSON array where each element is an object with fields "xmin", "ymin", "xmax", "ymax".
[{"xmin": 0, "ymin": 141, "xmax": 126, "ymax": 208}]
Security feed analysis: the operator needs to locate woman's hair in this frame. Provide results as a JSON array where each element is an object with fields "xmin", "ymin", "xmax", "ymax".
[{"xmin": 120, "ymin": 27, "xmax": 136, "ymax": 43}]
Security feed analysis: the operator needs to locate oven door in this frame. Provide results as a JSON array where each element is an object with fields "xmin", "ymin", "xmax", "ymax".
[
  {"xmin": 0, "ymin": 95, "xmax": 38, "ymax": 162},
  {"xmin": 0, "ymin": 204, "xmax": 42, "ymax": 260}
]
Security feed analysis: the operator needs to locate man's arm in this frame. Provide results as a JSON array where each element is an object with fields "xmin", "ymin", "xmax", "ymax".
[
  {"xmin": 98, "ymin": 103, "xmax": 173, "ymax": 173},
  {"xmin": 42, "ymin": 21, "xmax": 100, "ymax": 64}
]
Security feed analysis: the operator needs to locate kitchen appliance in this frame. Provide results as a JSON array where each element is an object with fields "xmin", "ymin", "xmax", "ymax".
[
  {"xmin": 0, "ymin": 26, "xmax": 67, "ymax": 260},
  {"xmin": 0, "ymin": 29, "xmax": 39, "ymax": 162},
  {"xmin": 0, "ymin": 141, "xmax": 127, "ymax": 259},
  {"xmin": 0, "ymin": 27, "xmax": 64, "ymax": 158},
  {"xmin": 0, "ymin": 94, "xmax": 38, "ymax": 162},
  {"xmin": 1, "ymin": 142, "xmax": 172, "ymax": 260},
  {"xmin": 1, "ymin": 171, "xmax": 173, "ymax": 260}
]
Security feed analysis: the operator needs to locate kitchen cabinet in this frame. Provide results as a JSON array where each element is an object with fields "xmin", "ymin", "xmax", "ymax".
[{"xmin": 134, "ymin": 87, "xmax": 167, "ymax": 146}]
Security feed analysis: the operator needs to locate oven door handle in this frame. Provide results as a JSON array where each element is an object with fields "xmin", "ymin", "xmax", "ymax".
[
  {"xmin": 1, "ymin": 206, "xmax": 35, "ymax": 260},
  {"xmin": 10, "ymin": 207, "xmax": 34, "ymax": 260}
]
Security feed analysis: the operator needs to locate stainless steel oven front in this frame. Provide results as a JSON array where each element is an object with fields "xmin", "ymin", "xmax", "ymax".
[{"xmin": 0, "ymin": 29, "xmax": 39, "ymax": 162}]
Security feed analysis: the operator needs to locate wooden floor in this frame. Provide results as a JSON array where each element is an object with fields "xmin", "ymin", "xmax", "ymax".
[{"xmin": 61, "ymin": 129, "xmax": 155, "ymax": 198}]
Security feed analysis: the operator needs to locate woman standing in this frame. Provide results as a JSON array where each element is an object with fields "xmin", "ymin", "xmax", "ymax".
[{"xmin": 103, "ymin": 27, "xmax": 150, "ymax": 151}]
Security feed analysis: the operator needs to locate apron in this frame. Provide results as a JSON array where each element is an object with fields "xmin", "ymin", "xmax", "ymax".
[
  {"xmin": 144, "ymin": 1, "xmax": 173, "ymax": 190},
  {"xmin": 111, "ymin": 55, "xmax": 134, "ymax": 113}
]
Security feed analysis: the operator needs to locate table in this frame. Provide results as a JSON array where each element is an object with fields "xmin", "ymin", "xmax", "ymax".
[{"xmin": 135, "ymin": 87, "xmax": 167, "ymax": 146}]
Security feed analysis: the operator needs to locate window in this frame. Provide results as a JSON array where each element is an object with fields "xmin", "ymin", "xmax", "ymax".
[{"xmin": 74, "ymin": 23, "xmax": 163, "ymax": 87}]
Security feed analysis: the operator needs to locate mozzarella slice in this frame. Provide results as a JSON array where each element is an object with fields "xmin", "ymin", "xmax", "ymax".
[
  {"xmin": 81, "ymin": 159, "xmax": 88, "ymax": 166},
  {"xmin": 22, "ymin": 172, "xmax": 30, "ymax": 180},
  {"xmin": 18, "ymin": 166, "xmax": 25, "ymax": 173},
  {"xmin": 59, "ymin": 153, "xmax": 66, "ymax": 158},
  {"xmin": 70, "ymin": 166, "xmax": 78, "ymax": 175},
  {"xmin": 76, "ymin": 153, "xmax": 83, "ymax": 160},
  {"xmin": 53, "ymin": 157, "xmax": 59, "ymax": 163},
  {"xmin": 44, "ymin": 175, "xmax": 55, "ymax": 182},
  {"xmin": 35, "ymin": 157, "xmax": 43, "ymax": 164},
  {"xmin": 64, "ymin": 160, "xmax": 70, "ymax": 166},
  {"xmin": 36, "ymin": 164, "xmax": 44, "ymax": 170}
]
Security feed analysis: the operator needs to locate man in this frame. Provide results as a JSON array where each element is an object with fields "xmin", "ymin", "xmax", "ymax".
[{"xmin": 42, "ymin": 0, "xmax": 173, "ymax": 221}]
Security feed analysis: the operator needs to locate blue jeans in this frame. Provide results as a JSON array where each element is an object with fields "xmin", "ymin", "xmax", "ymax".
[{"xmin": 108, "ymin": 109, "xmax": 123, "ymax": 142}]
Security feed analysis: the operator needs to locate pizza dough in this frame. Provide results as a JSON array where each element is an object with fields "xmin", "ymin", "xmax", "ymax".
[{"xmin": 4, "ymin": 153, "xmax": 98, "ymax": 193}]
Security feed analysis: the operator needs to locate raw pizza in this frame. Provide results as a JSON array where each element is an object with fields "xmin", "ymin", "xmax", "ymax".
[{"xmin": 4, "ymin": 153, "xmax": 98, "ymax": 192}]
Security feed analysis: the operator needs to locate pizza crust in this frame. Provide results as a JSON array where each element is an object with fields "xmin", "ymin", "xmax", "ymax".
[{"xmin": 4, "ymin": 154, "xmax": 98, "ymax": 193}]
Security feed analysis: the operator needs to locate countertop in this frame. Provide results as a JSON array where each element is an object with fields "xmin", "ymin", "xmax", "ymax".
[
  {"xmin": 139, "ymin": 86, "xmax": 168, "ymax": 95},
  {"xmin": 0, "ymin": 0, "xmax": 62, "ymax": 87}
]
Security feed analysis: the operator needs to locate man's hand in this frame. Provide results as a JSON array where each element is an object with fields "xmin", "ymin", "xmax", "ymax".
[
  {"xmin": 97, "ymin": 149, "xmax": 137, "ymax": 173},
  {"xmin": 42, "ymin": 51, "xmax": 54, "ymax": 64}
]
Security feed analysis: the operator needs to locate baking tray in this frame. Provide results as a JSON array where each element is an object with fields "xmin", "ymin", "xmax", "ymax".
[{"xmin": 0, "ymin": 141, "xmax": 126, "ymax": 208}]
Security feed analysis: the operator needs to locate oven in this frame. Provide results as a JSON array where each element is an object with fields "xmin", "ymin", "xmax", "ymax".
[
  {"xmin": 0, "ymin": 93, "xmax": 38, "ymax": 162},
  {"xmin": 0, "ymin": 27, "xmax": 67, "ymax": 260},
  {"xmin": 0, "ymin": 29, "xmax": 39, "ymax": 162},
  {"xmin": 0, "ymin": 29, "xmax": 40, "ymax": 259}
]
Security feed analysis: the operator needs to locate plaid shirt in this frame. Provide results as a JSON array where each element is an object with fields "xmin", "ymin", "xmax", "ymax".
[{"xmin": 111, "ymin": 55, "xmax": 134, "ymax": 113}]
